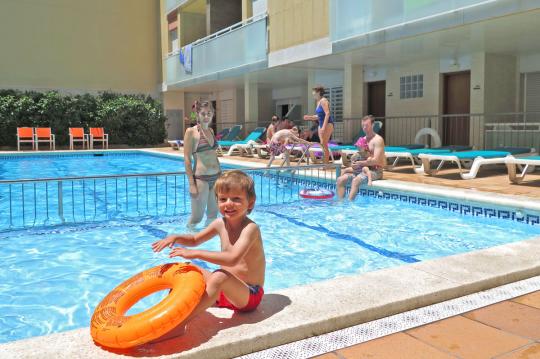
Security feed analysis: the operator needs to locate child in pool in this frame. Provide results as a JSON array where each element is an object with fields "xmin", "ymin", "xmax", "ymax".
[
  {"xmin": 151, "ymin": 170, "xmax": 265, "ymax": 341},
  {"xmin": 342, "ymin": 136, "xmax": 373, "ymax": 185}
]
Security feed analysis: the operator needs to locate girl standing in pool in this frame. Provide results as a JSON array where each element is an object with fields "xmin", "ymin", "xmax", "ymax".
[
  {"xmin": 304, "ymin": 85, "xmax": 334, "ymax": 165},
  {"xmin": 183, "ymin": 100, "xmax": 221, "ymax": 227}
]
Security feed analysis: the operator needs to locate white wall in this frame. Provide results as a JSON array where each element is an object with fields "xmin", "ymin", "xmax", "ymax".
[
  {"xmin": 519, "ymin": 53, "xmax": 540, "ymax": 73},
  {"xmin": 385, "ymin": 59, "xmax": 442, "ymax": 146},
  {"xmin": 313, "ymin": 69, "xmax": 344, "ymax": 88},
  {"xmin": 386, "ymin": 59, "xmax": 441, "ymax": 117}
]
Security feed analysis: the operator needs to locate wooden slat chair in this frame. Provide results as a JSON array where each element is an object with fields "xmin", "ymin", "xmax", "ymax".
[
  {"xmin": 34, "ymin": 127, "xmax": 55, "ymax": 151},
  {"xmin": 89, "ymin": 127, "xmax": 109, "ymax": 149},
  {"xmin": 16, "ymin": 127, "xmax": 35, "ymax": 151},
  {"xmin": 69, "ymin": 127, "xmax": 88, "ymax": 150}
]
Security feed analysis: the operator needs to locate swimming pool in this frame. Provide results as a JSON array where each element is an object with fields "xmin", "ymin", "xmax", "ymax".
[
  {"xmin": 1, "ymin": 151, "xmax": 539, "ymax": 344},
  {"xmin": 1, "ymin": 189, "xmax": 539, "ymax": 344}
]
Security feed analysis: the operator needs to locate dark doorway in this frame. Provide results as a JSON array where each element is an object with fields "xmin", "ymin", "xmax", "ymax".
[
  {"xmin": 443, "ymin": 71, "xmax": 470, "ymax": 146},
  {"xmin": 280, "ymin": 105, "xmax": 289, "ymax": 118},
  {"xmin": 368, "ymin": 81, "xmax": 386, "ymax": 138}
]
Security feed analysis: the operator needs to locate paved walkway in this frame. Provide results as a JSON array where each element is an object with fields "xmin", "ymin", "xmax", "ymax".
[{"xmin": 314, "ymin": 291, "xmax": 540, "ymax": 359}]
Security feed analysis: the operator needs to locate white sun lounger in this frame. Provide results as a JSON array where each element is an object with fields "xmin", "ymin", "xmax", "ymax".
[
  {"xmin": 505, "ymin": 155, "xmax": 540, "ymax": 184},
  {"xmin": 167, "ymin": 140, "xmax": 183, "ymax": 150},
  {"xmin": 417, "ymin": 150, "xmax": 530, "ymax": 179},
  {"xmin": 225, "ymin": 140, "xmax": 260, "ymax": 156}
]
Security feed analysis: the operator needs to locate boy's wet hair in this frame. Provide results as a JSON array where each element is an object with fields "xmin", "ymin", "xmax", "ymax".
[
  {"xmin": 214, "ymin": 170, "xmax": 256, "ymax": 213},
  {"xmin": 362, "ymin": 115, "xmax": 375, "ymax": 124}
]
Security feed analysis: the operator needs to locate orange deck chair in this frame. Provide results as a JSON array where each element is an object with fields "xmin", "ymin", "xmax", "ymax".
[
  {"xmin": 16, "ymin": 127, "xmax": 35, "ymax": 151},
  {"xmin": 89, "ymin": 127, "xmax": 109, "ymax": 149},
  {"xmin": 34, "ymin": 127, "xmax": 56, "ymax": 151},
  {"xmin": 69, "ymin": 127, "xmax": 88, "ymax": 150}
]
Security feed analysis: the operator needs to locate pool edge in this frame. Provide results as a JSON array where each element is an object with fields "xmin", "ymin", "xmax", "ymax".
[{"xmin": 1, "ymin": 236, "xmax": 539, "ymax": 359}]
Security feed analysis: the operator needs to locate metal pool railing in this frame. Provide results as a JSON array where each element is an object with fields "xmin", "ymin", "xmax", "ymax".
[{"xmin": 0, "ymin": 164, "xmax": 339, "ymax": 231}]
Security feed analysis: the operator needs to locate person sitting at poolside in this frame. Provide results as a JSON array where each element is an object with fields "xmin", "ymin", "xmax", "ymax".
[
  {"xmin": 341, "ymin": 136, "xmax": 373, "ymax": 185},
  {"xmin": 183, "ymin": 100, "xmax": 221, "ymax": 227},
  {"xmin": 336, "ymin": 115, "xmax": 385, "ymax": 200},
  {"xmin": 266, "ymin": 127, "xmax": 312, "ymax": 167},
  {"xmin": 300, "ymin": 120, "xmax": 320, "ymax": 143},
  {"xmin": 265, "ymin": 115, "xmax": 279, "ymax": 143},
  {"xmin": 151, "ymin": 170, "xmax": 265, "ymax": 341}
]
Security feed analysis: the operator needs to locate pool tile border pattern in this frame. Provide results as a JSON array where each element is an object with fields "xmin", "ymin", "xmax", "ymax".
[
  {"xmin": 362, "ymin": 188, "xmax": 540, "ymax": 226},
  {"xmin": 239, "ymin": 275, "xmax": 540, "ymax": 359}
]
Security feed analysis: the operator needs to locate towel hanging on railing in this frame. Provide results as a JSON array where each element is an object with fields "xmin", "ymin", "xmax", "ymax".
[
  {"xmin": 183, "ymin": 44, "xmax": 192, "ymax": 74},
  {"xmin": 179, "ymin": 48, "xmax": 185, "ymax": 65}
]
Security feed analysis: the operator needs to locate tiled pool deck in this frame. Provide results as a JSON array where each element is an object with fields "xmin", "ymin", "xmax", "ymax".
[
  {"xmin": 313, "ymin": 290, "xmax": 540, "ymax": 359},
  {"xmin": 1, "ymin": 147, "xmax": 539, "ymax": 358}
]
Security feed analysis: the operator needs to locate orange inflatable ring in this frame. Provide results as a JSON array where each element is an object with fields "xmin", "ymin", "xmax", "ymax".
[{"xmin": 90, "ymin": 262, "xmax": 205, "ymax": 348}]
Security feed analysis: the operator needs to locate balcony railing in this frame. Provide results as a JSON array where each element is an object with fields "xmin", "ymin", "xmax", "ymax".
[
  {"xmin": 335, "ymin": 112, "xmax": 540, "ymax": 151},
  {"xmin": 330, "ymin": 0, "xmax": 525, "ymax": 48},
  {"xmin": 165, "ymin": 14, "xmax": 268, "ymax": 87}
]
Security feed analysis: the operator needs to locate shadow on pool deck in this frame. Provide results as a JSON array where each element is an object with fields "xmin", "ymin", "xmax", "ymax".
[{"xmin": 99, "ymin": 293, "xmax": 292, "ymax": 357}]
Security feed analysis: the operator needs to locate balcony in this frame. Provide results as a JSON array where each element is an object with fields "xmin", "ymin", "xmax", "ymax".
[
  {"xmin": 330, "ymin": 0, "xmax": 535, "ymax": 51},
  {"xmin": 164, "ymin": 14, "xmax": 268, "ymax": 89},
  {"xmin": 165, "ymin": 0, "xmax": 187, "ymax": 14}
]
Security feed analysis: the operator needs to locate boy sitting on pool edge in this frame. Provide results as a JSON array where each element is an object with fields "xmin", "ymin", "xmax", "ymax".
[{"xmin": 151, "ymin": 170, "xmax": 266, "ymax": 341}]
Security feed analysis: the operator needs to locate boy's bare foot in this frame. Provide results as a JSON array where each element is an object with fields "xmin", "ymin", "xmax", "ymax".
[{"xmin": 148, "ymin": 324, "xmax": 187, "ymax": 344}]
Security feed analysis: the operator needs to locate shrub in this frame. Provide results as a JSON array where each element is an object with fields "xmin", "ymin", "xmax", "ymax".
[{"xmin": 0, "ymin": 90, "xmax": 167, "ymax": 147}]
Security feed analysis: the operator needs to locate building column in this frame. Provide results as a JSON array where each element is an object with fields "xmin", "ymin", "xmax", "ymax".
[
  {"xmin": 162, "ymin": 91, "xmax": 186, "ymax": 140},
  {"xmin": 307, "ymin": 69, "xmax": 317, "ymax": 115},
  {"xmin": 471, "ymin": 52, "xmax": 517, "ymax": 148},
  {"xmin": 242, "ymin": 0, "xmax": 253, "ymax": 20},
  {"xmin": 343, "ymin": 64, "xmax": 366, "ymax": 143},
  {"xmin": 244, "ymin": 78, "xmax": 259, "ymax": 134}
]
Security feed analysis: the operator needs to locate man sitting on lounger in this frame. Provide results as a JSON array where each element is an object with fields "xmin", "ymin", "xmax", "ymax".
[
  {"xmin": 266, "ymin": 128, "xmax": 313, "ymax": 167},
  {"xmin": 336, "ymin": 115, "xmax": 386, "ymax": 200}
]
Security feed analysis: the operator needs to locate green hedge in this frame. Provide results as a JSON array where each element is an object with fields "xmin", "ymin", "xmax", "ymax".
[{"xmin": 0, "ymin": 90, "xmax": 167, "ymax": 147}]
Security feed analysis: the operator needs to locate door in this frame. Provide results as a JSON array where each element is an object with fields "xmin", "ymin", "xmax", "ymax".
[
  {"xmin": 368, "ymin": 81, "xmax": 386, "ymax": 138},
  {"xmin": 443, "ymin": 72, "xmax": 470, "ymax": 146}
]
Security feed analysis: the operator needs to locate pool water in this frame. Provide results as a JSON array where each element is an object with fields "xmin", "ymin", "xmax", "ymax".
[
  {"xmin": 0, "ymin": 152, "xmax": 186, "ymax": 180},
  {"xmin": 1, "ymin": 196, "xmax": 539, "ymax": 343}
]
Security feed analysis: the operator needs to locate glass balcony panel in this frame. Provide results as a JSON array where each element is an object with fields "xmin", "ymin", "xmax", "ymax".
[
  {"xmin": 165, "ymin": 16, "xmax": 267, "ymax": 86},
  {"xmin": 166, "ymin": 0, "xmax": 185, "ymax": 14},
  {"xmin": 331, "ymin": 0, "xmax": 491, "ymax": 41}
]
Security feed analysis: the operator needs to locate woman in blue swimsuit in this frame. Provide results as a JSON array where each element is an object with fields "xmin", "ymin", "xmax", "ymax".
[
  {"xmin": 183, "ymin": 100, "xmax": 221, "ymax": 227},
  {"xmin": 303, "ymin": 85, "xmax": 334, "ymax": 165}
]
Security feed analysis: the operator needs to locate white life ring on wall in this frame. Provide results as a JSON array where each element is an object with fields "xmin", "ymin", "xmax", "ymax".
[{"xmin": 414, "ymin": 128, "xmax": 441, "ymax": 148}]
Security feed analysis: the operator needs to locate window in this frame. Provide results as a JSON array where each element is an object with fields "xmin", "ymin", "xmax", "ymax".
[
  {"xmin": 400, "ymin": 74, "xmax": 423, "ymax": 99},
  {"xmin": 325, "ymin": 86, "xmax": 343, "ymax": 121}
]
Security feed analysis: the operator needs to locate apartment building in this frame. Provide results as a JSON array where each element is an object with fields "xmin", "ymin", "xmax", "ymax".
[
  {"xmin": 0, "ymin": 0, "xmax": 162, "ymax": 97},
  {"xmin": 162, "ymin": 0, "xmax": 540, "ymax": 150}
]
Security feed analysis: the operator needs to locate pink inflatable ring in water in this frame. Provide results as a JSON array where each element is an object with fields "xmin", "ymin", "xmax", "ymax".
[{"xmin": 299, "ymin": 188, "xmax": 334, "ymax": 200}]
